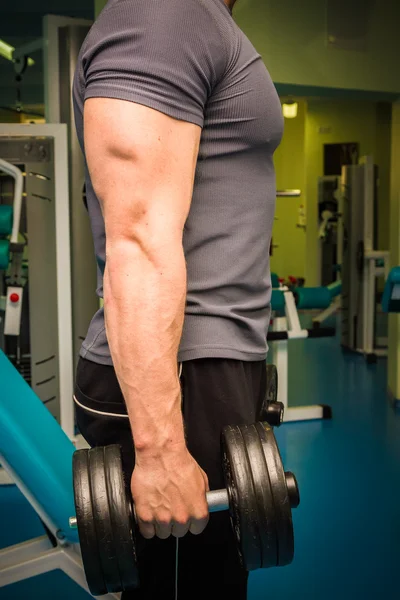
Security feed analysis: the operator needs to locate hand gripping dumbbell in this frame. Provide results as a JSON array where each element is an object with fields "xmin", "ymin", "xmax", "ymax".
[{"xmin": 70, "ymin": 421, "xmax": 300, "ymax": 596}]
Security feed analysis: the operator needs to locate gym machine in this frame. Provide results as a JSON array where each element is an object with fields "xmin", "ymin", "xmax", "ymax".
[
  {"xmin": 291, "ymin": 279, "xmax": 342, "ymax": 328},
  {"xmin": 0, "ymin": 125, "xmax": 75, "ymax": 436},
  {"xmin": 340, "ymin": 155, "xmax": 389, "ymax": 362},
  {"xmin": 2, "ymin": 15, "xmax": 98, "ymax": 377},
  {"xmin": 268, "ymin": 286, "xmax": 335, "ymax": 422},
  {"xmin": 0, "ymin": 349, "xmax": 299, "ymax": 596},
  {"xmin": 382, "ymin": 267, "xmax": 400, "ymax": 313},
  {"xmin": 0, "ymin": 16, "xmax": 98, "ymax": 449},
  {"xmin": 317, "ymin": 175, "xmax": 343, "ymax": 287}
]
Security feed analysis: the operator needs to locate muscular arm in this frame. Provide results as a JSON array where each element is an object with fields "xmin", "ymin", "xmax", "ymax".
[{"xmin": 84, "ymin": 98, "xmax": 199, "ymax": 453}]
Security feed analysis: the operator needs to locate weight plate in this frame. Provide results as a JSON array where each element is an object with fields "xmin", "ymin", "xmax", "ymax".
[
  {"xmin": 88, "ymin": 447, "xmax": 122, "ymax": 593},
  {"xmin": 239, "ymin": 424, "xmax": 278, "ymax": 568},
  {"xmin": 72, "ymin": 450, "xmax": 107, "ymax": 597},
  {"xmin": 104, "ymin": 445, "xmax": 139, "ymax": 591},
  {"xmin": 255, "ymin": 423, "xmax": 294, "ymax": 566},
  {"xmin": 221, "ymin": 425, "xmax": 262, "ymax": 571}
]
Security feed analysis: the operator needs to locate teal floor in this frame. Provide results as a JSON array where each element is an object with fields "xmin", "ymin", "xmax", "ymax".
[{"xmin": 1, "ymin": 318, "xmax": 400, "ymax": 599}]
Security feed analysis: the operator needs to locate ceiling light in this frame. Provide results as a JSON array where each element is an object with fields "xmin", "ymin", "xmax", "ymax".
[{"xmin": 282, "ymin": 101, "xmax": 298, "ymax": 119}]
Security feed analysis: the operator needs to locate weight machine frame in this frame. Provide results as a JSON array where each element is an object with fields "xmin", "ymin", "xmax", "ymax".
[
  {"xmin": 268, "ymin": 288, "xmax": 333, "ymax": 423},
  {"xmin": 0, "ymin": 124, "xmax": 84, "ymax": 487},
  {"xmin": 341, "ymin": 155, "xmax": 390, "ymax": 361}
]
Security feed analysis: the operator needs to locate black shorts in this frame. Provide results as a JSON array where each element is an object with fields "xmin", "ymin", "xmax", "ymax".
[{"xmin": 74, "ymin": 356, "xmax": 267, "ymax": 600}]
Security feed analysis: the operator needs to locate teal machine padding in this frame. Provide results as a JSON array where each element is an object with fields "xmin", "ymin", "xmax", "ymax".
[
  {"xmin": 271, "ymin": 289, "xmax": 285, "ymax": 313},
  {"xmin": 294, "ymin": 280, "xmax": 342, "ymax": 310},
  {"xmin": 0, "ymin": 205, "xmax": 13, "ymax": 236},
  {"xmin": 382, "ymin": 267, "xmax": 400, "ymax": 313},
  {"xmin": 0, "ymin": 239, "xmax": 9, "ymax": 270},
  {"xmin": 295, "ymin": 286, "xmax": 332, "ymax": 309},
  {"xmin": 271, "ymin": 272, "xmax": 280, "ymax": 289},
  {"xmin": 0, "ymin": 350, "xmax": 79, "ymax": 543},
  {"xmin": 326, "ymin": 280, "xmax": 342, "ymax": 298}
]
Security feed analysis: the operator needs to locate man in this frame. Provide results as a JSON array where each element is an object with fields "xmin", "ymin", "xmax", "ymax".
[{"xmin": 72, "ymin": 0, "xmax": 283, "ymax": 597}]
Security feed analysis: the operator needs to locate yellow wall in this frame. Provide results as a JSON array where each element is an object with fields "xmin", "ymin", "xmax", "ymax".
[
  {"xmin": 272, "ymin": 100, "xmax": 307, "ymax": 280},
  {"xmin": 375, "ymin": 104, "xmax": 392, "ymax": 252},
  {"xmin": 388, "ymin": 103, "xmax": 400, "ymax": 399}
]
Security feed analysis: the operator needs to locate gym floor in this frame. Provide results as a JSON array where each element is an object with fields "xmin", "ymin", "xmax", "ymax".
[{"xmin": 1, "ymin": 315, "xmax": 399, "ymax": 600}]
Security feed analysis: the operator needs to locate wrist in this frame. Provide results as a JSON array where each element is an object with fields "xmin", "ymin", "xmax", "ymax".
[
  {"xmin": 134, "ymin": 438, "xmax": 187, "ymax": 465},
  {"xmin": 132, "ymin": 412, "xmax": 186, "ymax": 457}
]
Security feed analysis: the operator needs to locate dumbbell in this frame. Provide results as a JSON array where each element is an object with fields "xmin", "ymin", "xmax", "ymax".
[{"xmin": 70, "ymin": 421, "xmax": 300, "ymax": 596}]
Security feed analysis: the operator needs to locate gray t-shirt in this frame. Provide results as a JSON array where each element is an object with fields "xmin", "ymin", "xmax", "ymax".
[{"xmin": 73, "ymin": 0, "xmax": 283, "ymax": 365}]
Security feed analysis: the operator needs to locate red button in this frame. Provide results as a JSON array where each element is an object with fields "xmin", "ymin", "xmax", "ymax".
[{"xmin": 10, "ymin": 293, "xmax": 20, "ymax": 303}]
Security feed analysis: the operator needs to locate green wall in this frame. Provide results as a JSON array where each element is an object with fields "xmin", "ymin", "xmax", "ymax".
[
  {"xmin": 235, "ymin": 0, "xmax": 400, "ymax": 95},
  {"xmin": 272, "ymin": 100, "xmax": 307, "ymax": 280}
]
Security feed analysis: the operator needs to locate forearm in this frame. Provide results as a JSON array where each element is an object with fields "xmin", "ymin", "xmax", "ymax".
[{"xmin": 103, "ymin": 238, "xmax": 187, "ymax": 454}]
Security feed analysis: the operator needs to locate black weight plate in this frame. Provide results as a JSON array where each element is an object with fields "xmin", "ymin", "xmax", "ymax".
[
  {"xmin": 221, "ymin": 425, "xmax": 262, "ymax": 571},
  {"xmin": 255, "ymin": 423, "xmax": 294, "ymax": 566},
  {"xmin": 239, "ymin": 424, "xmax": 278, "ymax": 568},
  {"xmin": 72, "ymin": 450, "xmax": 107, "ymax": 597},
  {"xmin": 88, "ymin": 447, "xmax": 122, "ymax": 593},
  {"xmin": 104, "ymin": 445, "xmax": 140, "ymax": 591}
]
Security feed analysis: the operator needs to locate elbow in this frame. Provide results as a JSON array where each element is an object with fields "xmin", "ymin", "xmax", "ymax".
[
  {"xmin": 105, "ymin": 211, "xmax": 184, "ymax": 262},
  {"xmin": 105, "ymin": 229, "xmax": 184, "ymax": 272}
]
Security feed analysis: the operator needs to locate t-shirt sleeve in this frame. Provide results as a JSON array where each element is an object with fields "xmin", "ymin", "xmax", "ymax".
[{"xmin": 81, "ymin": 0, "xmax": 229, "ymax": 128}]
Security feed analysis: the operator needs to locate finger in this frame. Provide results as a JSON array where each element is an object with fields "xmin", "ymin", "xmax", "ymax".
[
  {"xmin": 138, "ymin": 519, "xmax": 156, "ymax": 539},
  {"xmin": 155, "ymin": 521, "xmax": 173, "ymax": 540},
  {"xmin": 171, "ymin": 520, "xmax": 191, "ymax": 539},
  {"xmin": 189, "ymin": 514, "xmax": 209, "ymax": 536}
]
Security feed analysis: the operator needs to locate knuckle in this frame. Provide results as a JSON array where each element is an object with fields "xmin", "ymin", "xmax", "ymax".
[
  {"xmin": 174, "ymin": 513, "xmax": 190, "ymax": 527},
  {"xmin": 195, "ymin": 510, "xmax": 209, "ymax": 522},
  {"xmin": 156, "ymin": 513, "xmax": 172, "ymax": 527},
  {"xmin": 137, "ymin": 511, "xmax": 153, "ymax": 525}
]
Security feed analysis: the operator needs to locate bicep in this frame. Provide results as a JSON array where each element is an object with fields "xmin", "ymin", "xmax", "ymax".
[{"xmin": 84, "ymin": 98, "xmax": 201, "ymax": 241}]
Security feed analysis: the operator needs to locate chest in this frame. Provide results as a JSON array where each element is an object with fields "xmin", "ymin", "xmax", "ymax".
[{"xmin": 202, "ymin": 33, "xmax": 284, "ymax": 156}]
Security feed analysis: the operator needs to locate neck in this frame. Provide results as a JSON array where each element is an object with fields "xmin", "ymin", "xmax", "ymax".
[{"xmin": 224, "ymin": 0, "xmax": 236, "ymax": 8}]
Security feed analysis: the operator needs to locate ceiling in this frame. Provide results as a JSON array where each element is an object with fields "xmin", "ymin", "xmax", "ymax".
[{"xmin": 0, "ymin": 0, "xmax": 94, "ymax": 112}]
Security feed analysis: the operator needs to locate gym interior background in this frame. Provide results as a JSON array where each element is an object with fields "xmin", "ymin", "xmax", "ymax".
[{"xmin": 1, "ymin": 0, "xmax": 400, "ymax": 598}]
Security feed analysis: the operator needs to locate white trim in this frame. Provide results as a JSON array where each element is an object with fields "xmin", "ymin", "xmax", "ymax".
[
  {"xmin": 0, "ymin": 159, "xmax": 23, "ymax": 244},
  {"xmin": 73, "ymin": 395, "xmax": 129, "ymax": 418}
]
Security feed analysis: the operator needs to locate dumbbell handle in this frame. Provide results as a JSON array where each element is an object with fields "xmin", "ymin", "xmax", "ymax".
[
  {"xmin": 69, "ymin": 472, "xmax": 299, "ymax": 529},
  {"xmin": 206, "ymin": 489, "xmax": 230, "ymax": 512},
  {"xmin": 69, "ymin": 488, "xmax": 230, "ymax": 529}
]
